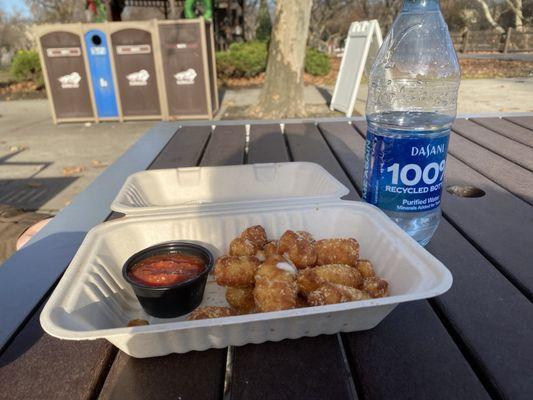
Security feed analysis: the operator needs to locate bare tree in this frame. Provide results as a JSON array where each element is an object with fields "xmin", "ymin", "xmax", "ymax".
[
  {"xmin": 0, "ymin": 11, "xmax": 30, "ymax": 51},
  {"xmin": 473, "ymin": 0, "xmax": 505, "ymax": 32},
  {"xmin": 24, "ymin": 0, "xmax": 86, "ymax": 23},
  {"xmin": 251, "ymin": 0, "xmax": 313, "ymax": 118},
  {"xmin": 505, "ymin": 0, "xmax": 525, "ymax": 30},
  {"xmin": 244, "ymin": 0, "xmax": 260, "ymax": 41}
]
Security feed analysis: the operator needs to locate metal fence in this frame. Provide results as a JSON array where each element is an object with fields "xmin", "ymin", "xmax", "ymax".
[{"xmin": 452, "ymin": 29, "xmax": 533, "ymax": 53}]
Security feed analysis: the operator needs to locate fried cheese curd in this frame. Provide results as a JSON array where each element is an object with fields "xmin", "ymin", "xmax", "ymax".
[
  {"xmin": 229, "ymin": 225, "xmax": 268, "ymax": 256},
  {"xmin": 297, "ymin": 264, "xmax": 363, "ymax": 296},
  {"xmin": 253, "ymin": 255, "xmax": 298, "ymax": 312},
  {"xmin": 188, "ymin": 306, "xmax": 237, "ymax": 320},
  {"xmin": 277, "ymin": 230, "xmax": 317, "ymax": 269},
  {"xmin": 225, "ymin": 287, "xmax": 255, "ymax": 314},
  {"xmin": 214, "ymin": 255, "xmax": 260, "ymax": 288},
  {"xmin": 356, "ymin": 259, "xmax": 376, "ymax": 278},
  {"xmin": 362, "ymin": 276, "xmax": 389, "ymax": 298},
  {"xmin": 316, "ymin": 238, "xmax": 360, "ymax": 267},
  {"xmin": 307, "ymin": 283, "xmax": 370, "ymax": 306}
]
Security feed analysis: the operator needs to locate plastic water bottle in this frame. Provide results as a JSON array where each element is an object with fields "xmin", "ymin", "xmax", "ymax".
[{"xmin": 362, "ymin": 0, "xmax": 460, "ymax": 246}]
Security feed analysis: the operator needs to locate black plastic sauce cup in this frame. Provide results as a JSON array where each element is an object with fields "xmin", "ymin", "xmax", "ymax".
[{"xmin": 123, "ymin": 241, "xmax": 214, "ymax": 318}]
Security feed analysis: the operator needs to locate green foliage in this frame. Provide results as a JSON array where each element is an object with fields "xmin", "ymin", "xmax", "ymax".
[
  {"xmin": 216, "ymin": 41, "xmax": 268, "ymax": 79},
  {"xmin": 255, "ymin": 0, "xmax": 272, "ymax": 42},
  {"xmin": 10, "ymin": 50, "xmax": 43, "ymax": 87},
  {"xmin": 305, "ymin": 48, "xmax": 331, "ymax": 76},
  {"xmin": 216, "ymin": 43, "xmax": 332, "ymax": 80}
]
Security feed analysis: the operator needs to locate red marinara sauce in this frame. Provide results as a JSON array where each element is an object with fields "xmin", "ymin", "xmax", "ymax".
[{"xmin": 129, "ymin": 253, "xmax": 205, "ymax": 287}]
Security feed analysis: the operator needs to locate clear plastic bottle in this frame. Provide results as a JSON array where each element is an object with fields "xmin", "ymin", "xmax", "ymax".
[{"xmin": 362, "ymin": 0, "xmax": 460, "ymax": 246}]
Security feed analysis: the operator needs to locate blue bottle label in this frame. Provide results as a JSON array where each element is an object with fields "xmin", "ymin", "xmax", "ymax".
[{"xmin": 363, "ymin": 128, "xmax": 450, "ymax": 213}]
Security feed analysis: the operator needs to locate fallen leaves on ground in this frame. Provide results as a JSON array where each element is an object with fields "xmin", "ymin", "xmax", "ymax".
[
  {"xmin": 8, "ymin": 145, "xmax": 29, "ymax": 152},
  {"xmin": 62, "ymin": 166, "xmax": 85, "ymax": 176},
  {"xmin": 458, "ymin": 59, "xmax": 533, "ymax": 79},
  {"xmin": 91, "ymin": 160, "xmax": 108, "ymax": 168},
  {"xmin": 27, "ymin": 181, "xmax": 43, "ymax": 188}
]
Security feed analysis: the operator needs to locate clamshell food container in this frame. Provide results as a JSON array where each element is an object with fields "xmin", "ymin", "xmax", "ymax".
[{"xmin": 40, "ymin": 162, "xmax": 452, "ymax": 357}]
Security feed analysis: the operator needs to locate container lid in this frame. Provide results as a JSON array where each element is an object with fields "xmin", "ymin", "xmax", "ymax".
[{"xmin": 111, "ymin": 162, "xmax": 350, "ymax": 216}]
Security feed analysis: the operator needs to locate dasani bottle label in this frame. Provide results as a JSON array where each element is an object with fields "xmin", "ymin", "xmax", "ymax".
[{"xmin": 363, "ymin": 128, "xmax": 449, "ymax": 213}]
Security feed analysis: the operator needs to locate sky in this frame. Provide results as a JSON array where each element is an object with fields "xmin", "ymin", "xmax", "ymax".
[{"xmin": 1, "ymin": 0, "xmax": 30, "ymax": 16}]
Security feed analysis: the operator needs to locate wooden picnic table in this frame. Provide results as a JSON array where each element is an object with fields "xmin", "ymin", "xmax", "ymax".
[{"xmin": 1, "ymin": 114, "xmax": 532, "ymax": 400}]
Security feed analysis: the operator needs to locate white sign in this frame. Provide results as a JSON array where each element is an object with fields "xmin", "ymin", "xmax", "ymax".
[
  {"xmin": 117, "ymin": 45, "xmax": 151, "ymax": 55},
  {"xmin": 99, "ymin": 78, "xmax": 108, "ymax": 88},
  {"xmin": 174, "ymin": 68, "xmax": 197, "ymax": 85},
  {"xmin": 46, "ymin": 47, "xmax": 81, "ymax": 57},
  {"xmin": 330, "ymin": 20, "xmax": 383, "ymax": 117},
  {"xmin": 126, "ymin": 69, "xmax": 150, "ymax": 86},
  {"xmin": 58, "ymin": 72, "xmax": 81, "ymax": 89},
  {"xmin": 90, "ymin": 46, "xmax": 107, "ymax": 56}
]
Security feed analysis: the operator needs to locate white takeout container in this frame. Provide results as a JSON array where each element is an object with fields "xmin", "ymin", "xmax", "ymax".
[{"xmin": 40, "ymin": 162, "xmax": 452, "ymax": 357}]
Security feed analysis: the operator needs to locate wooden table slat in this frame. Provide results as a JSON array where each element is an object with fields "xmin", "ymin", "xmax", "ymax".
[
  {"xmin": 231, "ymin": 336, "xmax": 356, "ymax": 400},
  {"xmin": 471, "ymin": 117, "xmax": 533, "ymax": 148},
  {"xmin": 449, "ymin": 130, "xmax": 533, "ymax": 206},
  {"xmin": 320, "ymin": 121, "xmax": 533, "ymax": 399},
  {"xmin": 453, "ymin": 119, "xmax": 533, "ymax": 172},
  {"xmin": 98, "ymin": 124, "xmax": 241, "ymax": 400},
  {"xmin": 99, "ymin": 350, "xmax": 226, "ymax": 400},
  {"xmin": 228, "ymin": 122, "xmax": 356, "ymax": 400},
  {"xmin": 200, "ymin": 125, "xmax": 246, "ymax": 166},
  {"xmin": 149, "ymin": 126, "xmax": 211, "ymax": 170},
  {"xmin": 287, "ymin": 122, "xmax": 490, "ymax": 400},
  {"xmin": 344, "ymin": 302, "xmax": 490, "ymax": 400},
  {"xmin": 504, "ymin": 115, "xmax": 533, "ymax": 131},
  {"xmin": 0, "ymin": 300, "xmax": 115, "ymax": 400},
  {"xmin": 248, "ymin": 124, "xmax": 290, "ymax": 163}
]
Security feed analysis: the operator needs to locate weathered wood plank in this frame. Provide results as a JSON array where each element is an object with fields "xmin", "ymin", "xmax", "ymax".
[
  {"xmin": 229, "ymin": 123, "xmax": 356, "ymax": 400},
  {"xmin": 352, "ymin": 120, "xmax": 533, "ymax": 297},
  {"xmin": 449, "ymin": 131, "xmax": 533, "ymax": 205},
  {"xmin": 231, "ymin": 336, "xmax": 356, "ymax": 400},
  {"xmin": 344, "ymin": 302, "xmax": 490, "ymax": 400},
  {"xmin": 200, "ymin": 125, "xmax": 246, "ymax": 166},
  {"xmin": 504, "ymin": 115, "xmax": 533, "ymax": 131},
  {"xmin": 98, "ymin": 126, "xmax": 239, "ymax": 400},
  {"xmin": 294, "ymin": 122, "xmax": 490, "ymax": 399},
  {"xmin": 248, "ymin": 124, "xmax": 289, "ymax": 163},
  {"xmin": 284, "ymin": 123, "xmax": 358, "ymax": 200},
  {"xmin": 427, "ymin": 219, "xmax": 533, "ymax": 400},
  {"xmin": 471, "ymin": 117, "xmax": 533, "ymax": 148},
  {"xmin": 322, "ymin": 121, "xmax": 532, "ymax": 399},
  {"xmin": 0, "ymin": 301, "xmax": 115, "ymax": 400},
  {"xmin": 453, "ymin": 119, "xmax": 533, "ymax": 171},
  {"xmin": 149, "ymin": 126, "xmax": 211, "ymax": 169},
  {"xmin": 99, "ymin": 350, "xmax": 226, "ymax": 400}
]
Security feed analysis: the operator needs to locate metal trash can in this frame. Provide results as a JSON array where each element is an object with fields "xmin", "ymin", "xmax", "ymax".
[
  {"xmin": 157, "ymin": 19, "xmax": 218, "ymax": 120},
  {"xmin": 35, "ymin": 25, "xmax": 95, "ymax": 123},
  {"xmin": 84, "ymin": 26, "xmax": 120, "ymax": 120},
  {"xmin": 109, "ymin": 21, "xmax": 163, "ymax": 120}
]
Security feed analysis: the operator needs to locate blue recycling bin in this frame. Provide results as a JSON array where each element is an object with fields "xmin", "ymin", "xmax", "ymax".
[{"xmin": 85, "ymin": 29, "xmax": 119, "ymax": 119}]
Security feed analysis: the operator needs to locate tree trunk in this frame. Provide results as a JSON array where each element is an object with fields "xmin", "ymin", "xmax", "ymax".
[
  {"xmin": 250, "ymin": 0, "xmax": 313, "ymax": 119},
  {"xmin": 473, "ymin": 0, "xmax": 505, "ymax": 33},
  {"xmin": 505, "ymin": 0, "xmax": 524, "ymax": 31}
]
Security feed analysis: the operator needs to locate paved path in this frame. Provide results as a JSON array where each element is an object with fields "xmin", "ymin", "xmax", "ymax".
[
  {"xmin": 353, "ymin": 77, "xmax": 533, "ymax": 115},
  {"xmin": 0, "ymin": 100, "xmax": 152, "ymax": 213}
]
